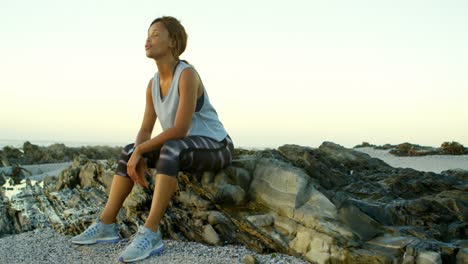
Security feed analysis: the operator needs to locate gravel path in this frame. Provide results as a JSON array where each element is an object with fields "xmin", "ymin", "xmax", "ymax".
[{"xmin": 0, "ymin": 228, "xmax": 309, "ymax": 264}]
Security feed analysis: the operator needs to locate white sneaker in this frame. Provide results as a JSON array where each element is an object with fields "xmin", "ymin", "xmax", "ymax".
[
  {"xmin": 118, "ymin": 225, "xmax": 164, "ymax": 262},
  {"xmin": 70, "ymin": 217, "xmax": 120, "ymax": 245}
]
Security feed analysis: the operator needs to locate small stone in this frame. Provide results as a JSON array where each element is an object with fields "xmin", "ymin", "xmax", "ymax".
[
  {"xmin": 456, "ymin": 248, "xmax": 468, "ymax": 264},
  {"xmin": 416, "ymin": 251, "xmax": 442, "ymax": 264},
  {"xmin": 215, "ymin": 184, "xmax": 245, "ymax": 205},
  {"xmin": 201, "ymin": 171, "xmax": 215, "ymax": 185},
  {"xmin": 243, "ymin": 254, "xmax": 257, "ymax": 264},
  {"xmin": 202, "ymin": 224, "xmax": 220, "ymax": 245},
  {"xmin": 207, "ymin": 211, "xmax": 229, "ymax": 225}
]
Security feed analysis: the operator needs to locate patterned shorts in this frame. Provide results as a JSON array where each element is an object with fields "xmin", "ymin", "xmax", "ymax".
[{"xmin": 116, "ymin": 134, "xmax": 234, "ymax": 178}]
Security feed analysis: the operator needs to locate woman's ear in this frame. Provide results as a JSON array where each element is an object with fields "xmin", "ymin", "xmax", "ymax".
[{"xmin": 169, "ymin": 38, "xmax": 176, "ymax": 48}]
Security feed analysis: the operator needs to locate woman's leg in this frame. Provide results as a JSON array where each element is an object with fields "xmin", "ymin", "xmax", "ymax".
[
  {"xmin": 100, "ymin": 143, "xmax": 151, "ymax": 224},
  {"xmin": 144, "ymin": 173, "xmax": 177, "ymax": 232},
  {"xmin": 100, "ymin": 174, "xmax": 135, "ymax": 224},
  {"xmin": 143, "ymin": 135, "xmax": 234, "ymax": 232}
]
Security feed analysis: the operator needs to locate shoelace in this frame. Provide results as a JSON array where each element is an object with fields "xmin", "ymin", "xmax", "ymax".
[
  {"xmin": 83, "ymin": 221, "xmax": 115, "ymax": 237},
  {"xmin": 136, "ymin": 236, "xmax": 152, "ymax": 250},
  {"xmin": 111, "ymin": 232, "xmax": 137, "ymax": 255},
  {"xmin": 133, "ymin": 228, "xmax": 155, "ymax": 250},
  {"xmin": 84, "ymin": 224, "xmax": 98, "ymax": 236},
  {"xmin": 112, "ymin": 227, "xmax": 155, "ymax": 253}
]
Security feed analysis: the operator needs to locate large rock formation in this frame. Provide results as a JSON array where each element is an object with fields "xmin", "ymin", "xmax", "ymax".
[{"xmin": 1, "ymin": 142, "xmax": 466, "ymax": 263}]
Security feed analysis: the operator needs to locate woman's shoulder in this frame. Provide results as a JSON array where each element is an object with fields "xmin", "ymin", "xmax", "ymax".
[
  {"xmin": 179, "ymin": 60, "xmax": 201, "ymax": 80},
  {"xmin": 179, "ymin": 67, "xmax": 201, "ymax": 90},
  {"xmin": 179, "ymin": 60, "xmax": 197, "ymax": 72},
  {"xmin": 146, "ymin": 77, "xmax": 154, "ymax": 98}
]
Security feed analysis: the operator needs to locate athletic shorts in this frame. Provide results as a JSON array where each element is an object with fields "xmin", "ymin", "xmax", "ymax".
[{"xmin": 115, "ymin": 134, "xmax": 234, "ymax": 178}]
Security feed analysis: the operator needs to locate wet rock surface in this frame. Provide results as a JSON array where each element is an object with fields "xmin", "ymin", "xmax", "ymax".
[{"xmin": 1, "ymin": 141, "xmax": 466, "ymax": 263}]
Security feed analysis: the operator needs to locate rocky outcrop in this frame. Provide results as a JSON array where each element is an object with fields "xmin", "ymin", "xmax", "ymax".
[
  {"xmin": 0, "ymin": 141, "xmax": 121, "ymax": 167},
  {"xmin": 1, "ymin": 142, "xmax": 467, "ymax": 263},
  {"xmin": 354, "ymin": 141, "xmax": 468, "ymax": 156}
]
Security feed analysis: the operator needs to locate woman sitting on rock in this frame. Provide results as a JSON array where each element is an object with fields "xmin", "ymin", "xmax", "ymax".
[{"xmin": 70, "ymin": 15, "xmax": 234, "ymax": 263}]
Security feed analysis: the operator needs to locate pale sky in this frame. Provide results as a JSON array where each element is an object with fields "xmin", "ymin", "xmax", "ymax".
[{"xmin": 1, "ymin": 0, "xmax": 467, "ymax": 149}]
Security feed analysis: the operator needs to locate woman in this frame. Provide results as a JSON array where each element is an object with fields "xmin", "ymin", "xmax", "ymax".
[{"xmin": 70, "ymin": 16, "xmax": 234, "ymax": 263}]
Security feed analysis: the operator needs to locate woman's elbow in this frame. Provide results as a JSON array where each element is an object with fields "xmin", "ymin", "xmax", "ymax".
[{"xmin": 173, "ymin": 126, "xmax": 189, "ymax": 139}]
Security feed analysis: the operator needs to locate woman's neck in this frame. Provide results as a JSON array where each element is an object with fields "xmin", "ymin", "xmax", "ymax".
[{"xmin": 155, "ymin": 56, "xmax": 179, "ymax": 81}]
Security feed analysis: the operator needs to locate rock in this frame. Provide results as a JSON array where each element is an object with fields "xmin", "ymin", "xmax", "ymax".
[
  {"xmin": 243, "ymin": 254, "xmax": 257, "ymax": 264},
  {"xmin": 200, "ymin": 171, "xmax": 215, "ymax": 185},
  {"xmin": 0, "ymin": 141, "xmax": 121, "ymax": 166},
  {"xmin": 224, "ymin": 166, "xmax": 252, "ymax": 192},
  {"xmin": 214, "ymin": 184, "xmax": 245, "ymax": 205},
  {"xmin": 441, "ymin": 169, "xmax": 468, "ymax": 181},
  {"xmin": 348, "ymin": 244, "xmax": 402, "ymax": 264},
  {"xmin": 304, "ymin": 229, "xmax": 342, "ymax": 264},
  {"xmin": 43, "ymin": 175, "xmax": 57, "ymax": 188},
  {"xmin": 250, "ymin": 158, "xmax": 335, "ymax": 220},
  {"xmin": 338, "ymin": 200, "xmax": 383, "ymax": 241},
  {"xmin": 206, "ymin": 210, "xmax": 230, "ymax": 225},
  {"xmin": 416, "ymin": 251, "xmax": 442, "ymax": 264},
  {"xmin": 277, "ymin": 144, "xmax": 348, "ymax": 190},
  {"xmin": 213, "ymin": 171, "xmax": 230, "ymax": 185},
  {"xmin": 367, "ymin": 235, "xmax": 419, "ymax": 250},
  {"xmin": 354, "ymin": 142, "xmax": 374, "ymax": 148},
  {"xmin": 352, "ymin": 141, "xmax": 468, "ymax": 156},
  {"xmin": 202, "ymin": 224, "xmax": 221, "ymax": 245},
  {"xmin": 0, "ymin": 173, "xmax": 6, "ymax": 185},
  {"xmin": 456, "ymin": 248, "xmax": 468, "ymax": 264},
  {"xmin": 78, "ymin": 163, "xmax": 101, "ymax": 188},
  {"xmin": 0, "ymin": 189, "xmax": 16, "ymax": 237},
  {"xmin": 249, "ymin": 157, "xmax": 357, "ymax": 246},
  {"xmin": 289, "ymin": 226, "xmax": 312, "ymax": 254},
  {"xmin": 273, "ymin": 215, "xmax": 298, "ymax": 236},
  {"xmin": 403, "ymin": 254, "xmax": 416, "ymax": 264},
  {"xmin": 441, "ymin": 141, "xmax": 466, "ymax": 155},
  {"xmin": 55, "ymin": 166, "xmax": 80, "ymax": 190},
  {"xmin": 231, "ymin": 155, "xmax": 258, "ymax": 173},
  {"xmin": 245, "ymin": 214, "xmax": 274, "ymax": 227},
  {"xmin": 176, "ymin": 190, "xmax": 212, "ymax": 210},
  {"xmin": 98, "ymin": 170, "xmax": 114, "ymax": 194}
]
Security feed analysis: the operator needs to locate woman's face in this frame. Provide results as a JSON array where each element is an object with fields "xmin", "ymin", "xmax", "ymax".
[{"xmin": 145, "ymin": 22, "xmax": 175, "ymax": 59}]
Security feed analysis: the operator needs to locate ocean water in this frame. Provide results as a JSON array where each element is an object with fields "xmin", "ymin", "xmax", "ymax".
[
  {"xmin": 0, "ymin": 139, "xmax": 264, "ymax": 150},
  {"xmin": 0, "ymin": 139, "xmax": 127, "ymax": 149}
]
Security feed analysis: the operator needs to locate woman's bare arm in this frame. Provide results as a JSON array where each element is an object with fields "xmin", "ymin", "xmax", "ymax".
[
  {"xmin": 134, "ymin": 67, "xmax": 200, "ymax": 154},
  {"xmin": 134, "ymin": 78, "xmax": 157, "ymax": 147}
]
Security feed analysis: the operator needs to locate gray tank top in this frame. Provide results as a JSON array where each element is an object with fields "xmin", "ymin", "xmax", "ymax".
[{"xmin": 152, "ymin": 60, "xmax": 228, "ymax": 142}]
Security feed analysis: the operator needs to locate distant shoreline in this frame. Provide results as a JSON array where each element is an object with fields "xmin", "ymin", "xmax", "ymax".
[
  {"xmin": 0, "ymin": 139, "xmax": 272, "ymax": 150},
  {"xmin": 0, "ymin": 139, "xmax": 127, "ymax": 148},
  {"xmin": 2, "ymin": 139, "xmax": 467, "ymax": 155},
  {"xmin": 354, "ymin": 147, "xmax": 468, "ymax": 173}
]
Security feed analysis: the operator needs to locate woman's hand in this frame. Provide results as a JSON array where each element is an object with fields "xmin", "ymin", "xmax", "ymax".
[{"xmin": 126, "ymin": 148, "xmax": 149, "ymax": 189}]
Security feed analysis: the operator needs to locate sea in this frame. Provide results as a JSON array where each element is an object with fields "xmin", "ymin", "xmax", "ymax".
[
  {"xmin": 0, "ymin": 139, "xmax": 127, "ymax": 149},
  {"xmin": 0, "ymin": 139, "xmax": 263, "ymax": 150}
]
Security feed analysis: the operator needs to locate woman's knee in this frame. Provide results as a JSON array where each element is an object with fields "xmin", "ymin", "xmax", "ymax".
[
  {"xmin": 115, "ymin": 143, "xmax": 135, "ymax": 178},
  {"xmin": 123, "ymin": 143, "xmax": 135, "ymax": 153},
  {"xmin": 160, "ymin": 139, "xmax": 185, "ymax": 155}
]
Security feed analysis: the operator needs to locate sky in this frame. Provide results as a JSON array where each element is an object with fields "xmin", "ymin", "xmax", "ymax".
[{"xmin": 1, "ymin": 0, "xmax": 467, "ymax": 149}]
